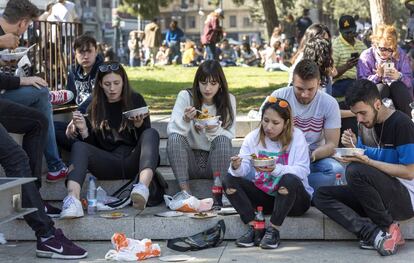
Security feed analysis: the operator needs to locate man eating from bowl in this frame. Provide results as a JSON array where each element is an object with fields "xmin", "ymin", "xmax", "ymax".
[{"xmin": 314, "ymin": 79, "xmax": 414, "ymax": 256}]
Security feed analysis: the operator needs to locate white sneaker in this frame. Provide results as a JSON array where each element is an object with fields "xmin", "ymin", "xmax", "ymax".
[
  {"xmin": 130, "ymin": 183, "xmax": 149, "ymax": 211},
  {"xmin": 60, "ymin": 195, "xmax": 84, "ymax": 219}
]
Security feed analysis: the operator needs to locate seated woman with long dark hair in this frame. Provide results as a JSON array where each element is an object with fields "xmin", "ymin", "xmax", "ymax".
[{"xmin": 61, "ymin": 62, "xmax": 160, "ymax": 218}]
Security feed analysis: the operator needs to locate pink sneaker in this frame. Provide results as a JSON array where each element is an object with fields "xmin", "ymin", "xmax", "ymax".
[
  {"xmin": 50, "ymin": 90, "xmax": 74, "ymax": 105},
  {"xmin": 46, "ymin": 167, "xmax": 68, "ymax": 182}
]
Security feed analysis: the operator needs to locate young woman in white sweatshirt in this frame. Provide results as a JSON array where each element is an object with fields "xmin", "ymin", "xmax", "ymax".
[
  {"xmin": 225, "ymin": 96, "xmax": 313, "ymax": 249},
  {"xmin": 167, "ymin": 60, "xmax": 236, "ymax": 194}
]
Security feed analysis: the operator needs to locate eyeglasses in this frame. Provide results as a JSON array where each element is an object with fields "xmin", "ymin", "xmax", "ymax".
[
  {"xmin": 98, "ymin": 63, "xmax": 120, "ymax": 72},
  {"xmin": 378, "ymin": 47, "xmax": 393, "ymax": 53},
  {"xmin": 267, "ymin": 96, "xmax": 289, "ymax": 108}
]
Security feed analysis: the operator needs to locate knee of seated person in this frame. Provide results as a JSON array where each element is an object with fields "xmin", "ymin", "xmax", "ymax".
[
  {"xmin": 168, "ymin": 133, "xmax": 185, "ymax": 142},
  {"xmin": 222, "ymin": 173, "xmax": 236, "ymax": 188},
  {"xmin": 212, "ymin": 135, "xmax": 231, "ymax": 145},
  {"xmin": 345, "ymin": 162, "xmax": 365, "ymax": 182},
  {"xmin": 142, "ymin": 127, "xmax": 159, "ymax": 139},
  {"xmin": 278, "ymin": 174, "xmax": 301, "ymax": 194},
  {"xmin": 71, "ymin": 141, "xmax": 89, "ymax": 152}
]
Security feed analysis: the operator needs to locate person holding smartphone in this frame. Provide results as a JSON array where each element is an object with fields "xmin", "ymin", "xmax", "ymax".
[
  {"xmin": 332, "ymin": 15, "xmax": 367, "ymax": 98},
  {"xmin": 357, "ymin": 24, "xmax": 413, "ymax": 117}
]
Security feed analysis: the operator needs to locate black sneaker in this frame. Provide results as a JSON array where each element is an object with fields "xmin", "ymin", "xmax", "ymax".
[
  {"xmin": 235, "ymin": 225, "xmax": 255, "ymax": 247},
  {"xmin": 36, "ymin": 229, "xmax": 88, "ymax": 259},
  {"xmin": 359, "ymin": 240, "xmax": 375, "ymax": 250},
  {"xmin": 260, "ymin": 227, "xmax": 280, "ymax": 249},
  {"xmin": 44, "ymin": 202, "xmax": 61, "ymax": 218}
]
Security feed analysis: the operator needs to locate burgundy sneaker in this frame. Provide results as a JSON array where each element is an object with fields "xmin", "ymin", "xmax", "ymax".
[
  {"xmin": 36, "ymin": 229, "xmax": 87, "ymax": 259},
  {"xmin": 46, "ymin": 167, "xmax": 68, "ymax": 182},
  {"xmin": 49, "ymin": 90, "xmax": 74, "ymax": 105}
]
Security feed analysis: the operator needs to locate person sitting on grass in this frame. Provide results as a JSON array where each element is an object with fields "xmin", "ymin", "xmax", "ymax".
[
  {"xmin": 264, "ymin": 40, "xmax": 289, "ymax": 72},
  {"xmin": 61, "ymin": 62, "xmax": 160, "ymax": 218},
  {"xmin": 239, "ymin": 42, "xmax": 260, "ymax": 67},
  {"xmin": 0, "ymin": 96, "xmax": 87, "ymax": 259},
  {"xmin": 182, "ymin": 40, "xmax": 197, "ymax": 67},
  {"xmin": 167, "ymin": 60, "xmax": 236, "ymax": 196},
  {"xmin": 225, "ymin": 97, "xmax": 313, "ymax": 249},
  {"xmin": 219, "ymin": 39, "xmax": 237, "ymax": 67},
  {"xmin": 314, "ymin": 79, "xmax": 414, "ymax": 256}
]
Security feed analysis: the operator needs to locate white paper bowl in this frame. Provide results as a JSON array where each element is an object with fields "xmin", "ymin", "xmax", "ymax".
[
  {"xmin": 0, "ymin": 46, "xmax": 32, "ymax": 62},
  {"xmin": 194, "ymin": 116, "xmax": 220, "ymax": 127},
  {"xmin": 334, "ymin": 148, "xmax": 365, "ymax": 157},
  {"xmin": 252, "ymin": 158, "xmax": 275, "ymax": 168},
  {"xmin": 122, "ymin": 106, "xmax": 149, "ymax": 118}
]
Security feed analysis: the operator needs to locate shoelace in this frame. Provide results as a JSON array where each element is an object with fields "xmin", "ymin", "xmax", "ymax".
[
  {"xmin": 62, "ymin": 196, "xmax": 75, "ymax": 209},
  {"xmin": 51, "ymin": 91, "xmax": 68, "ymax": 103},
  {"xmin": 263, "ymin": 228, "xmax": 275, "ymax": 240}
]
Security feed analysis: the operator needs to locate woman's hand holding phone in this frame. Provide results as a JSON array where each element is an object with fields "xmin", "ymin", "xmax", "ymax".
[
  {"xmin": 129, "ymin": 112, "xmax": 149, "ymax": 128},
  {"xmin": 72, "ymin": 111, "xmax": 88, "ymax": 138}
]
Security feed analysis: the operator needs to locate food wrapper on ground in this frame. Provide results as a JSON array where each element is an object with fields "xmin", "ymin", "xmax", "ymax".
[
  {"xmin": 164, "ymin": 191, "xmax": 213, "ymax": 212},
  {"xmin": 105, "ymin": 233, "xmax": 161, "ymax": 261}
]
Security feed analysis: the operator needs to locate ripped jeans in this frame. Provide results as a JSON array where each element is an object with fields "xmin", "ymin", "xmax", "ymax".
[{"xmin": 222, "ymin": 173, "xmax": 311, "ymax": 226}]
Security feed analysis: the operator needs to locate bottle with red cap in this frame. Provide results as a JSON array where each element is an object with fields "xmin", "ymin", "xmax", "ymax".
[
  {"xmin": 212, "ymin": 172, "xmax": 223, "ymax": 209},
  {"xmin": 334, "ymin": 173, "xmax": 345, "ymax": 186},
  {"xmin": 253, "ymin": 206, "xmax": 265, "ymax": 246}
]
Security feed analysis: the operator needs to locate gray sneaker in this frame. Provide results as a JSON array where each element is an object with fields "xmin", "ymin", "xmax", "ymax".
[{"xmin": 130, "ymin": 183, "xmax": 149, "ymax": 210}]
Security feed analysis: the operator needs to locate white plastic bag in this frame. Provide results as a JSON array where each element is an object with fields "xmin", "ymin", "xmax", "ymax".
[
  {"xmin": 164, "ymin": 191, "xmax": 213, "ymax": 213},
  {"xmin": 105, "ymin": 233, "xmax": 161, "ymax": 261}
]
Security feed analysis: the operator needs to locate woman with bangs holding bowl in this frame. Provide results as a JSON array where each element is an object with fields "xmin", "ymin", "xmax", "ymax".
[
  {"xmin": 60, "ymin": 61, "xmax": 160, "ymax": 219},
  {"xmin": 224, "ymin": 96, "xmax": 313, "ymax": 249},
  {"xmin": 357, "ymin": 24, "xmax": 414, "ymax": 116},
  {"xmin": 167, "ymin": 60, "xmax": 236, "ymax": 196}
]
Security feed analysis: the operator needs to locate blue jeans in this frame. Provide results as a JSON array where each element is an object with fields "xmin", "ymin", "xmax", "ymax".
[
  {"xmin": 205, "ymin": 44, "xmax": 217, "ymax": 60},
  {"xmin": 308, "ymin": 157, "xmax": 345, "ymax": 192},
  {"xmin": 0, "ymin": 86, "xmax": 65, "ymax": 172}
]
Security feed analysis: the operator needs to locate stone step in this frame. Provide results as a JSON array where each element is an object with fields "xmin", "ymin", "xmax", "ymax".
[
  {"xmin": 39, "ymin": 167, "xmax": 214, "ymax": 201},
  {"xmin": 2, "ymin": 206, "xmax": 414, "ymax": 241}
]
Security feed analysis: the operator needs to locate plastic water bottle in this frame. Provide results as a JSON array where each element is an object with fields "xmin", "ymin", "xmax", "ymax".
[
  {"xmin": 87, "ymin": 176, "xmax": 97, "ymax": 214},
  {"xmin": 212, "ymin": 172, "xmax": 223, "ymax": 210},
  {"xmin": 334, "ymin": 173, "xmax": 345, "ymax": 186},
  {"xmin": 253, "ymin": 206, "xmax": 266, "ymax": 246}
]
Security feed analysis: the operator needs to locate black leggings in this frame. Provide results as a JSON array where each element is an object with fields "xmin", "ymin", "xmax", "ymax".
[
  {"xmin": 222, "ymin": 173, "xmax": 311, "ymax": 226},
  {"xmin": 377, "ymin": 81, "xmax": 413, "ymax": 117},
  {"xmin": 67, "ymin": 128, "xmax": 160, "ymax": 186}
]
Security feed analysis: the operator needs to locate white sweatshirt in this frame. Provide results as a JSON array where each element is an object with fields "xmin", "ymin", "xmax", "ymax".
[
  {"xmin": 229, "ymin": 127, "xmax": 314, "ymax": 197},
  {"xmin": 167, "ymin": 90, "xmax": 236, "ymax": 151}
]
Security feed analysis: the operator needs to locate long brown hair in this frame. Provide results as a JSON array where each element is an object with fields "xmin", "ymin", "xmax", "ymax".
[
  {"xmin": 191, "ymin": 60, "xmax": 234, "ymax": 129},
  {"xmin": 259, "ymin": 98, "xmax": 293, "ymax": 150},
  {"xmin": 88, "ymin": 62, "xmax": 134, "ymax": 133}
]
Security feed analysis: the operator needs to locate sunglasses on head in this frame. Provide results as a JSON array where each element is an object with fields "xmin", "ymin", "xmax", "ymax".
[
  {"xmin": 98, "ymin": 63, "xmax": 120, "ymax": 72},
  {"xmin": 267, "ymin": 96, "xmax": 289, "ymax": 108},
  {"xmin": 378, "ymin": 47, "xmax": 393, "ymax": 53}
]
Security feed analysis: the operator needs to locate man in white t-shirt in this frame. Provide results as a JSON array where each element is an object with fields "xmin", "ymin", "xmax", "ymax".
[{"xmin": 261, "ymin": 59, "xmax": 344, "ymax": 191}]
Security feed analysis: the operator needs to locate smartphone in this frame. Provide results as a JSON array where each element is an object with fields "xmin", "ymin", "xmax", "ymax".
[
  {"xmin": 384, "ymin": 62, "xmax": 395, "ymax": 77},
  {"xmin": 350, "ymin": 52, "xmax": 359, "ymax": 59}
]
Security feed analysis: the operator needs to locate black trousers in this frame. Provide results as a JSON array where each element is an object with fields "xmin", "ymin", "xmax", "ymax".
[
  {"xmin": 222, "ymin": 173, "xmax": 311, "ymax": 226},
  {"xmin": 377, "ymin": 81, "xmax": 413, "ymax": 117},
  {"xmin": 67, "ymin": 128, "xmax": 160, "ymax": 186},
  {"xmin": 0, "ymin": 99, "xmax": 55, "ymax": 238},
  {"xmin": 314, "ymin": 162, "xmax": 414, "ymax": 243}
]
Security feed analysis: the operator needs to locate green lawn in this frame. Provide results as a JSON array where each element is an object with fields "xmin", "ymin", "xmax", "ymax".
[{"xmin": 126, "ymin": 66, "xmax": 288, "ymax": 114}]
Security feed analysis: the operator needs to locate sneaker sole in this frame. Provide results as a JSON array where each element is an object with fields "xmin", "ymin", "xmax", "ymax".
[
  {"xmin": 131, "ymin": 192, "xmax": 146, "ymax": 210},
  {"xmin": 389, "ymin": 224, "xmax": 405, "ymax": 246},
  {"xmin": 235, "ymin": 242, "xmax": 254, "ymax": 248},
  {"xmin": 60, "ymin": 212, "xmax": 84, "ymax": 219},
  {"xmin": 36, "ymin": 250, "xmax": 88, "ymax": 259},
  {"xmin": 260, "ymin": 243, "xmax": 279, "ymax": 249}
]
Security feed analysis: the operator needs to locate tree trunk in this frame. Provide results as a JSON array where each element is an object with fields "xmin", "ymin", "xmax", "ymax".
[
  {"xmin": 261, "ymin": 0, "xmax": 279, "ymax": 39},
  {"xmin": 369, "ymin": 0, "xmax": 392, "ymax": 31}
]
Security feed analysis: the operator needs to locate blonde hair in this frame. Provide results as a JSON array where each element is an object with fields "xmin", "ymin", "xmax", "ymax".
[{"xmin": 370, "ymin": 24, "xmax": 399, "ymax": 59}]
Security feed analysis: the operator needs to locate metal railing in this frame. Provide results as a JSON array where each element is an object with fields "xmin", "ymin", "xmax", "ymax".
[{"xmin": 28, "ymin": 21, "xmax": 83, "ymax": 90}]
